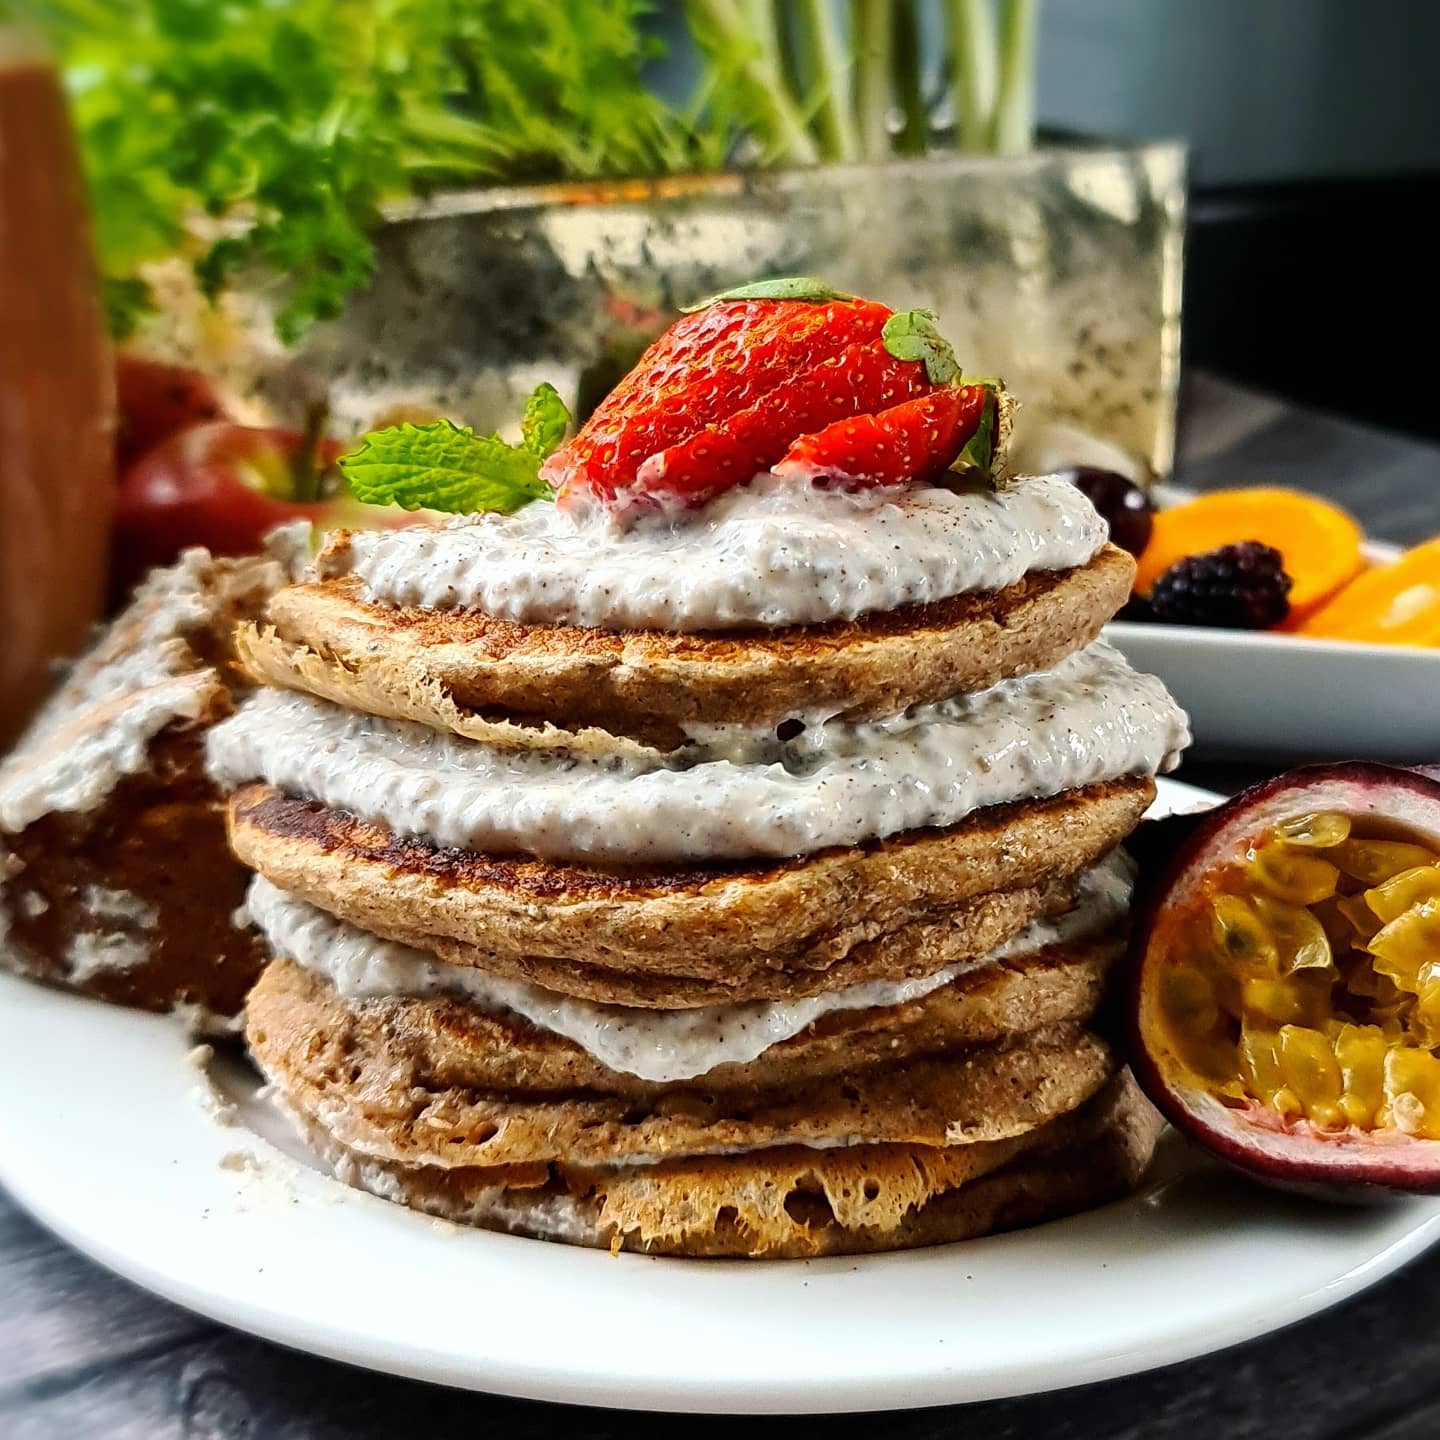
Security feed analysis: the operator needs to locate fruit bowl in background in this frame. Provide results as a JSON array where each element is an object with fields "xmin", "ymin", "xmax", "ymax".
[{"xmin": 1107, "ymin": 487, "xmax": 1438, "ymax": 762}]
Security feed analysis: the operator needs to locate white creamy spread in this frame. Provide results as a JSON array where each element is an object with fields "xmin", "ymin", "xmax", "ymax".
[
  {"xmin": 0, "ymin": 672, "xmax": 216, "ymax": 836},
  {"xmin": 0, "ymin": 552, "xmax": 220, "ymax": 833},
  {"xmin": 326, "ymin": 474, "xmax": 1108, "ymax": 630},
  {"xmin": 65, "ymin": 931, "xmax": 151, "ymax": 985},
  {"xmin": 81, "ymin": 886, "xmax": 159, "ymax": 930},
  {"xmin": 0, "ymin": 547, "xmax": 287, "ymax": 835},
  {"xmin": 246, "ymin": 853, "xmax": 1133, "ymax": 1084},
  {"xmin": 207, "ymin": 640, "xmax": 1188, "ymax": 864}
]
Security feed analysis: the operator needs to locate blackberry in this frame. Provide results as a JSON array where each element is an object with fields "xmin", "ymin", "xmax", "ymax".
[{"xmin": 1148, "ymin": 542, "xmax": 1293, "ymax": 629}]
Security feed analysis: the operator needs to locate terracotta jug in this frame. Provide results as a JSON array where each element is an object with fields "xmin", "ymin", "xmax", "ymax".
[{"xmin": 0, "ymin": 26, "xmax": 114, "ymax": 749}]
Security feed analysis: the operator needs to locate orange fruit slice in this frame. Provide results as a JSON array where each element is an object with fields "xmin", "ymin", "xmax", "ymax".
[
  {"xmin": 1135, "ymin": 489, "xmax": 1364, "ymax": 623},
  {"xmin": 1300, "ymin": 538, "xmax": 1440, "ymax": 647}
]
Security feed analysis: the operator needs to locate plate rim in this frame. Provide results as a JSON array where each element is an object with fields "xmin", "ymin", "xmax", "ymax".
[{"xmin": 5, "ymin": 777, "xmax": 1440, "ymax": 1414}]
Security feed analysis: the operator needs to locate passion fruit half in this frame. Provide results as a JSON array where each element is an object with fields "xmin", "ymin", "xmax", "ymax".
[{"xmin": 1129, "ymin": 762, "xmax": 1440, "ymax": 1194}]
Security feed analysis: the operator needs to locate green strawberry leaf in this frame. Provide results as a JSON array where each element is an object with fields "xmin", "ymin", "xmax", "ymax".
[
  {"xmin": 520, "ymin": 382, "xmax": 572, "ymax": 459},
  {"xmin": 952, "ymin": 390, "xmax": 997, "ymax": 476},
  {"xmin": 340, "ymin": 418, "xmax": 554, "ymax": 514},
  {"xmin": 680, "ymin": 275, "xmax": 854, "ymax": 311},
  {"xmin": 881, "ymin": 310, "xmax": 960, "ymax": 385}
]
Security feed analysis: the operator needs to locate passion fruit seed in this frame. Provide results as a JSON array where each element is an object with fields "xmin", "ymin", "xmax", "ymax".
[
  {"xmin": 1370, "ymin": 903, "xmax": 1440, "ymax": 989},
  {"xmin": 1211, "ymin": 893, "xmax": 1278, "ymax": 968},
  {"xmin": 1367, "ymin": 865, "xmax": 1440, "ymax": 923},
  {"xmin": 1154, "ymin": 808, "xmax": 1440, "ymax": 1140},
  {"xmin": 1333, "ymin": 892, "xmax": 1384, "ymax": 943},
  {"xmin": 1248, "ymin": 843, "xmax": 1341, "ymax": 906},
  {"xmin": 1275, "ymin": 811, "xmax": 1352, "ymax": 848},
  {"xmin": 1250, "ymin": 894, "xmax": 1333, "ymax": 973},
  {"xmin": 1333, "ymin": 839, "xmax": 1437, "ymax": 885}
]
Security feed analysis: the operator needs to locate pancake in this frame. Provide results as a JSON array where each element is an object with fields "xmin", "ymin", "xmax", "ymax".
[
  {"xmin": 0, "ymin": 549, "xmax": 284, "ymax": 1024},
  {"xmin": 227, "ymin": 778, "xmax": 1153, "ymax": 1003},
  {"xmin": 248, "ymin": 923, "xmax": 1120, "ymax": 1098},
  {"xmin": 248, "ymin": 543, "xmax": 1136, "ymax": 749},
  {"xmin": 248, "ymin": 956, "xmax": 1118, "ymax": 1168},
  {"xmin": 280, "ymin": 1071, "xmax": 1162, "ymax": 1258}
]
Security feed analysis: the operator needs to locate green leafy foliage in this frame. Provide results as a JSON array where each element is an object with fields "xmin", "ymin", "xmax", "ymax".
[
  {"xmin": 952, "ymin": 388, "xmax": 998, "ymax": 475},
  {"xmin": 680, "ymin": 275, "xmax": 854, "ymax": 311},
  {"xmin": 32, "ymin": 1, "xmax": 1040, "ymax": 343},
  {"xmin": 34, "ymin": 0, "xmax": 726, "ymax": 341},
  {"xmin": 339, "ymin": 383, "xmax": 570, "ymax": 514},
  {"xmin": 881, "ymin": 309, "xmax": 960, "ymax": 384},
  {"xmin": 519, "ymin": 383, "xmax": 572, "ymax": 459}
]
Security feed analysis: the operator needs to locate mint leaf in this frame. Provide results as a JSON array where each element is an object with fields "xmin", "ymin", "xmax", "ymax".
[
  {"xmin": 340, "ymin": 420, "xmax": 554, "ymax": 514},
  {"xmin": 681, "ymin": 276, "xmax": 854, "ymax": 311},
  {"xmin": 520, "ymin": 382, "xmax": 572, "ymax": 459},
  {"xmin": 881, "ymin": 310, "xmax": 960, "ymax": 384}
]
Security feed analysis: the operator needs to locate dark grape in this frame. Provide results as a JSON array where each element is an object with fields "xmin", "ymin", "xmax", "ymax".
[{"xmin": 1061, "ymin": 467, "xmax": 1154, "ymax": 557}]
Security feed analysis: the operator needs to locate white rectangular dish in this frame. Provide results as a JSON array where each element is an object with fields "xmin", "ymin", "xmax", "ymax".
[{"xmin": 1106, "ymin": 496, "xmax": 1439, "ymax": 762}]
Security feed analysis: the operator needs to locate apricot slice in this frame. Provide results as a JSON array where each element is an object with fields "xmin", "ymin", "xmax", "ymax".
[
  {"xmin": 1135, "ymin": 488, "xmax": 1364, "ymax": 622},
  {"xmin": 1129, "ymin": 762, "xmax": 1440, "ymax": 1192},
  {"xmin": 1299, "ymin": 537, "xmax": 1440, "ymax": 648}
]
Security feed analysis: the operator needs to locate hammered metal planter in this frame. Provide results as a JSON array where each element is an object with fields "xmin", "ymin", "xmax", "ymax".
[{"xmin": 231, "ymin": 145, "xmax": 1186, "ymax": 476}]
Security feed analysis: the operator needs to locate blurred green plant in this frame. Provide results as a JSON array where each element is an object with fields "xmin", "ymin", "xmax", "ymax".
[{"xmin": 25, "ymin": 0, "xmax": 1040, "ymax": 342}]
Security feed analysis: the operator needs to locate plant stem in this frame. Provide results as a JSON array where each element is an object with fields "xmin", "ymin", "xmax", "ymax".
[
  {"xmin": 292, "ymin": 400, "xmax": 331, "ymax": 504},
  {"xmin": 796, "ymin": 0, "xmax": 859, "ymax": 163},
  {"xmin": 743, "ymin": 0, "xmax": 791, "ymax": 92},
  {"xmin": 688, "ymin": 0, "xmax": 820, "ymax": 165},
  {"xmin": 991, "ymin": 0, "xmax": 1040, "ymax": 155},
  {"xmin": 946, "ymin": 0, "xmax": 998, "ymax": 152},
  {"xmin": 849, "ymin": 0, "xmax": 891, "ymax": 162},
  {"xmin": 890, "ymin": 0, "xmax": 927, "ymax": 156}
]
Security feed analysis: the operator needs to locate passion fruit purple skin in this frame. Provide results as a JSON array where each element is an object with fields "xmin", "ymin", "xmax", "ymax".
[{"xmin": 1126, "ymin": 761, "xmax": 1440, "ymax": 1198}]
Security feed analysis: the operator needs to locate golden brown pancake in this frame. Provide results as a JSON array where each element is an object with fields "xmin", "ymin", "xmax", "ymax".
[
  {"xmin": 0, "ymin": 550, "xmax": 283, "ymax": 1024},
  {"xmin": 249, "ymin": 929, "xmax": 1121, "ymax": 1100},
  {"xmin": 248, "ymin": 543, "xmax": 1136, "ymax": 749},
  {"xmin": 280, "ymin": 1071, "xmax": 1162, "ymax": 1258},
  {"xmin": 228, "ymin": 778, "xmax": 1152, "ymax": 1004},
  {"xmin": 249, "ymin": 950, "xmax": 1117, "ymax": 1168}
]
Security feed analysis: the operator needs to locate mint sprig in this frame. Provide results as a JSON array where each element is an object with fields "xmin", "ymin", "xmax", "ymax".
[
  {"xmin": 681, "ymin": 276, "xmax": 854, "ymax": 311},
  {"xmin": 881, "ymin": 310, "xmax": 960, "ymax": 384},
  {"xmin": 339, "ymin": 385, "xmax": 570, "ymax": 515},
  {"xmin": 520, "ymin": 382, "xmax": 572, "ymax": 459}
]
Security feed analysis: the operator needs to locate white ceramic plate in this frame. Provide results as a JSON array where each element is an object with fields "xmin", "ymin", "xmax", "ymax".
[
  {"xmin": 1106, "ymin": 490, "xmax": 1438, "ymax": 763},
  {"xmin": 3, "ymin": 779, "xmax": 1440, "ymax": 1414}
]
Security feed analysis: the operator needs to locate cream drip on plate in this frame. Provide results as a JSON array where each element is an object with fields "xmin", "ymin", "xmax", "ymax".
[
  {"xmin": 206, "ymin": 640, "xmax": 1189, "ymax": 864},
  {"xmin": 323, "ymin": 474, "xmax": 1108, "ymax": 631},
  {"xmin": 246, "ymin": 853, "xmax": 1133, "ymax": 1084}
]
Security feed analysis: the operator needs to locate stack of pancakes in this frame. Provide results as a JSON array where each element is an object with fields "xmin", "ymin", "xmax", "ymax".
[{"xmin": 209, "ymin": 507, "xmax": 1189, "ymax": 1257}]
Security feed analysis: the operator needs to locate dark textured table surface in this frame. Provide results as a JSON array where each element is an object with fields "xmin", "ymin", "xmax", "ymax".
[{"xmin": 4, "ymin": 374, "xmax": 1439, "ymax": 1439}]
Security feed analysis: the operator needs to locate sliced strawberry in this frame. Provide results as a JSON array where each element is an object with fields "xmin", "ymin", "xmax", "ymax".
[
  {"xmin": 629, "ymin": 343, "xmax": 933, "ymax": 509},
  {"xmin": 545, "ymin": 297, "xmax": 893, "ymax": 505},
  {"xmin": 772, "ymin": 385, "xmax": 989, "ymax": 489}
]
